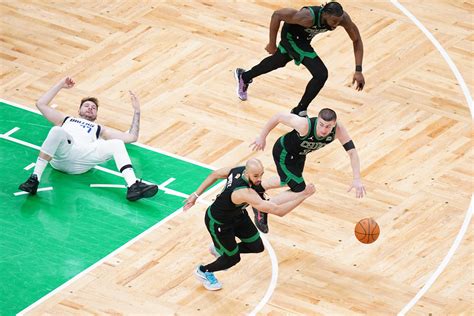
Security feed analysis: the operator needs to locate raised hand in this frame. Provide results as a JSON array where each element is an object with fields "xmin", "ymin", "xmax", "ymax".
[
  {"xmin": 62, "ymin": 77, "xmax": 75, "ymax": 89},
  {"xmin": 129, "ymin": 91, "xmax": 140, "ymax": 112}
]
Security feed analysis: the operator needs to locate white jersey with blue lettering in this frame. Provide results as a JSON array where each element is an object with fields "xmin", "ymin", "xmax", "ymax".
[{"xmin": 61, "ymin": 116, "xmax": 102, "ymax": 144}]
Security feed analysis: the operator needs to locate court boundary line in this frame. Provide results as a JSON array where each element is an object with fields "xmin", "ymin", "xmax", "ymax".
[
  {"xmin": 1, "ymin": 128, "xmax": 189, "ymax": 199},
  {"xmin": 390, "ymin": 1, "xmax": 474, "ymax": 315},
  {"xmin": 1, "ymin": 100, "xmax": 278, "ymax": 316},
  {"xmin": 0, "ymin": 98, "xmax": 216, "ymax": 170}
]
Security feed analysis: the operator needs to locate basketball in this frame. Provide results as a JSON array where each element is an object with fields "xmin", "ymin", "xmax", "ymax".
[{"xmin": 354, "ymin": 218, "xmax": 380, "ymax": 244}]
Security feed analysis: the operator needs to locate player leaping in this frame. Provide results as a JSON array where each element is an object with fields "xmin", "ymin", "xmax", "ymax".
[{"xmin": 250, "ymin": 108, "xmax": 366, "ymax": 233}]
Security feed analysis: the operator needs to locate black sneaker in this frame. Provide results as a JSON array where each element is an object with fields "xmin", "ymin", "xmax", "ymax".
[
  {"xmin": 126, "ymin": 180, "xmax": 158, "ymax": 201},
  {"xmin": 19, "ymin": 174, "xmax": 39, "ymax": 195},
  {"xmin": 291, "ymin": 107, "xmax": 308, "ymax": 117},
  {"xmin": 252, "ymin": 185, "xmax": 269, "ymax": 233},
  {"xmin": 253, "ymin": 207, "xmax": 269, "ymax": 234}
]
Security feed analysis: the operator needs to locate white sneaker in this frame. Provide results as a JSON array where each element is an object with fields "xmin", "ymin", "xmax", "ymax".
[{"xmin": 194, "ymin": 265, "xmax": 222, "ymax": 291}]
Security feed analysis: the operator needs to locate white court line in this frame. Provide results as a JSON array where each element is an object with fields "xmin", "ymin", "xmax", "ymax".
[
  {"xmin": 4, "ymin": 127, "xmax": 19, "ymax": 137},
  {"xmin": 90, "ymin": 178, "xmax": 193, "ymax": 200},
  {"xmin": 197, "ymin": 198, "xmax": 212, "ymax": 206},
  {"xmin": 399, "ymin": 197, "xmax": 473, "ymax": 315},
  {"xmin": 0, "ymin": 99, "xmax": 217, "ymax": 170},
  {"xmin": 0, "ymin": 98, "xmax": 38, "ymax": 114},
  {"xmin": 17, "ymin": 178, "xmax": 225, "ymax": 315},
  {"xmin": 14, "ymin": 187, "xmax": 53, "ymax": 196},
  {"xmin": 0, "ymin": 133, "xmax": 190, "ymax": 198},
  {"xmin": 0, "ymin": 133, "xmax": 191, "ymax": 200},
  {"xmin": 159, "ymin": 177, "xmax": 175, "ymax": 187},
  {"xmin": 133, "ymin": 142, "xmax": 216, "ymax": 170},
  {"xmin": 0, "ymin": 133, "xmax": 41, "ymax": 151},
  {"xmin": 24, "ymin": 163, "xmax": 35, "ymax": 171},
  {"xmin": 249, "ymin": 233, "xmax": 279, "ymax": 316},
  {"xmin": 2, "ymin": 100, "xmax": 277, "ymax": 315},
  {"xmin": 390, "ymin": 1, "xmax": 474, "ymax": 315}
]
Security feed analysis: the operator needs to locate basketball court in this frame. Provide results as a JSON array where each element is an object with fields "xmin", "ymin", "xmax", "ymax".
[{"xmin": 0, "ymin": 1, "xmax": 472, "ymax": 315}]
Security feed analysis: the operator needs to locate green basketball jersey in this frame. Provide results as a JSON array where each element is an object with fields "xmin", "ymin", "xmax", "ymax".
[{"xmin": 279, "ymin": 117, "xmax": 336, "ymax": 156}]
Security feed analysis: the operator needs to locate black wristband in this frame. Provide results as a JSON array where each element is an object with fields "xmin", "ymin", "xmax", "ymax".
[
  {"xmin": 355, "ymin": 65, "xmax": 362, "ymax": 72},
  {"xmin": 343, "ymin": 140, "xmax": 355, "ymax": 151}
]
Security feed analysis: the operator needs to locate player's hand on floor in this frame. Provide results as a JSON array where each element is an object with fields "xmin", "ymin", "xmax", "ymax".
[
  {"xmin": 250, "ymin": 136, "xmax": 266, "ymax": 151},
  {"xmin": 348, "ymin": 178, "xmax": 366, "ymax": 198}
]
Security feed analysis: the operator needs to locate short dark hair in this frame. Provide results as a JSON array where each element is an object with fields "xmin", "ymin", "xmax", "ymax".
[
  {"xmin": 322, "ymin": 2, "xmax": 344, "ymax": 17},
  {"xmin": 318, "ymin": 108, "xmax": 337, "ymax": 122},
  {"xmin": 80, "ymin": 97, "xmax": 99, "ymax": 109}
]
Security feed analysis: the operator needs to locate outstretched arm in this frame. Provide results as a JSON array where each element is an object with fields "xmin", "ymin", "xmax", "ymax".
[
  {"xmin": 183, "ymin": 167, "xmax": 232, "ymax": 211},
  {"xmin": 266, "ymin": 7, "xmax": 313, "ymax": 54},
  {"xmin": 251, "ymin": 112, "xmax": 308, "ymax": 151},
  {"xmin": 101, "ymin": 91, "xmax": 141, "ymax": 144},
  {"xmin": 341, "ymin": 12, "xmax": 365, "ymax": 91},
  {"xmin": 232, "ymin": 184, "xmax": 316, "ymax": 217},
  {"xmin": 336, "ymin": 123, "xmax": 366, "ymax": 198},
  {"xmin": 36, "ymin": 77, "xmax": 73, "ymax": 126}
]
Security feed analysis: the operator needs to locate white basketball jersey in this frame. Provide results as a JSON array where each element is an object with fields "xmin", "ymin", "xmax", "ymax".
[{"xmin": 61, "ymin": 116, "xmax": 101, "ymax": 144}]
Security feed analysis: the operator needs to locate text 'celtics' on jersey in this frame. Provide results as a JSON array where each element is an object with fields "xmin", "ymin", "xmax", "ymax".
[{"xmin": 280, "ymin": 117, "xmax": 336, "ymax": 156}]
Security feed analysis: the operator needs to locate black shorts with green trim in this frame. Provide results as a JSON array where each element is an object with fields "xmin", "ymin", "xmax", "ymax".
[
  {"xmin": 272, "ymin": 138, "xmax": 307, "ymax": 192},
  {"xmin": 205, "ymin": 207, "xmax": 261, "ymax": 257},
  {"xmin": 278, "ymin": 33, "xmax": 317, "ymax": 66}
]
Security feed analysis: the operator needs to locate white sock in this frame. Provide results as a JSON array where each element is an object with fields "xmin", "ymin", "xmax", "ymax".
[
  {"xmin": 122, "ymin": 167, "xmax": 137, "ymax": 187},
  {"xmin": 32, "ymin": 157, "xmax": 48, "ymax": 181}
]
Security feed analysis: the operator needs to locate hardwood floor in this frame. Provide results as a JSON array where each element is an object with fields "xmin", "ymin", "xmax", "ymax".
[{"xmin": 1, "ymin": 1, "xmax": 472, "ymax": 314}]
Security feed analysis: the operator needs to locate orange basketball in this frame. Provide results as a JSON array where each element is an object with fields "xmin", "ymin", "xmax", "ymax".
[{"xmin": 355, "ymin": 218, "xmax": 380, "ymax": 244}]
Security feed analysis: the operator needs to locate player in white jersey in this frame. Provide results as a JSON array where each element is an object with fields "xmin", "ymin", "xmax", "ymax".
[{"xmin": 18, "ymin": 76, "xmax": 158, "ymax": 201}]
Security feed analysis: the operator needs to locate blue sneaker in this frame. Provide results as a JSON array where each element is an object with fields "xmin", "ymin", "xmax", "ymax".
[{"xmin": 194, "ymin": 265, "xmax": 222, "ymax": 291}]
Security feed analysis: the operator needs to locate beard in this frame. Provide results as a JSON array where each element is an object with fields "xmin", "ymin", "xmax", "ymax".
[
  {"xmin": 80, "ymin": 113, "xmax": 97, "ymax": 121},
  {"xmin": 250, "ymin": 179, "xmax": 261, "ymax": 187}
]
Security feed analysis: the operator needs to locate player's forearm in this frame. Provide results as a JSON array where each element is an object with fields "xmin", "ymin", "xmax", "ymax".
[
  {"xmin": 353, "ymin": 38, "xmax": 364, "ymax": 68},
  {"xmin": 268, "ymin": 12, "xmax": 282, "ymax": 46},
  {"xmin": 272, "ymin": 196, "xmax": 305, "ymax": 217},
  {"xmin": 348, "ymin": 150, "xmax": 362, "ymax": 180},
  {"xmin": 36, "ymin": 81, "xmax": 63, "ymax": 108},
  {"xmin": 270, "ymin": 192, "xmax": 307, "ymax": 217},
  {"xmin": 194, "ymin": 173, "xmax": 221, "ymax": 197},
  {"xmin": 259, "ymin": 115, "xmax": 279, "ymax": 140},
  {"xmin": 128, "ymin": 110, "xmax": 140, "ymax": 142}
]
